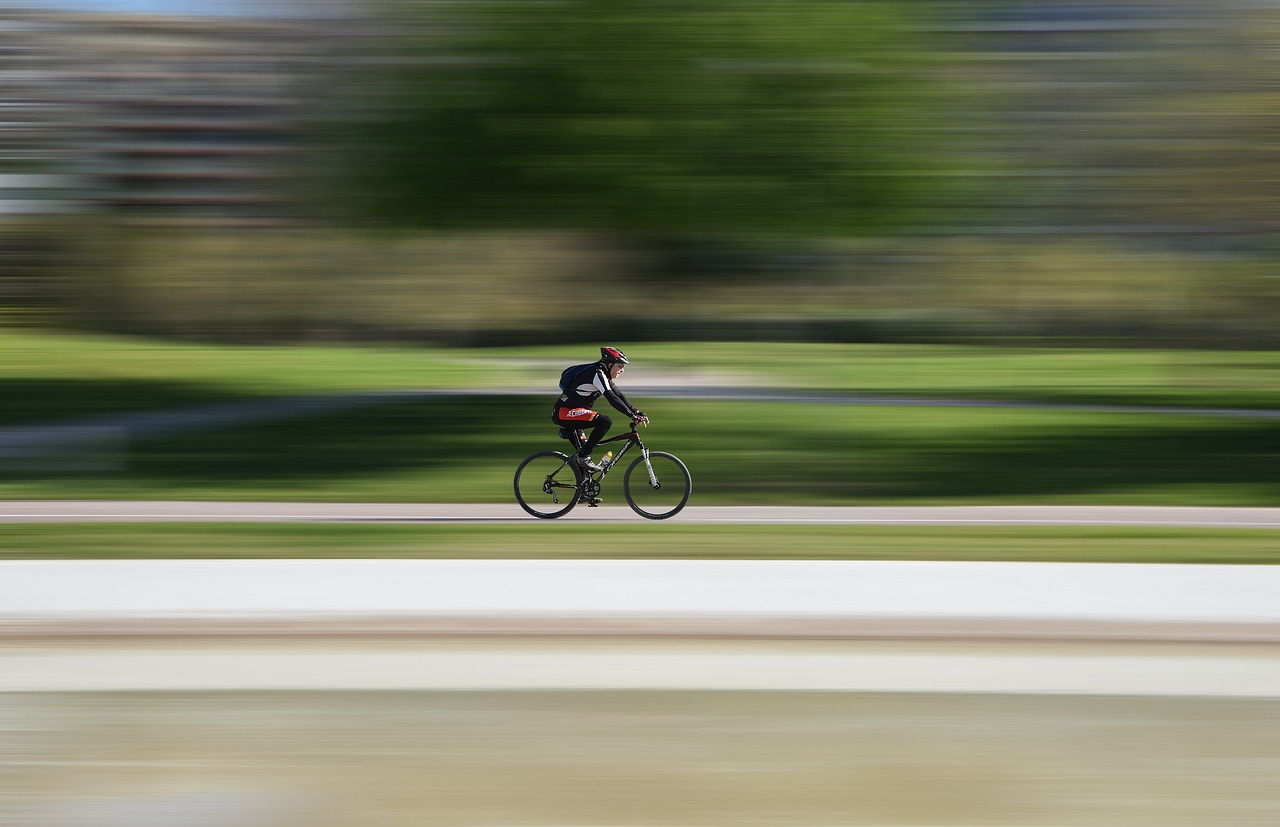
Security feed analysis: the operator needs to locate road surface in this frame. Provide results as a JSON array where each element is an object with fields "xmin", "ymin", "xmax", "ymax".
[
  {"xmin": 7, "ymin": 689, "xmax": 1278, "ymax": 827},
  {"xmin": 4, "ymin": 501, "xmax": 1280, "ymax": 526}
]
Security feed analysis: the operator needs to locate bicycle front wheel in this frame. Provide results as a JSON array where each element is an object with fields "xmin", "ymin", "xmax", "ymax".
[
  {"xmin": 514, "ymin": 450, "xmax": 582, "ymax": 519},
  {"xmin": 623, "ymin": 451, "xmax": 692, "ymax": 520}
]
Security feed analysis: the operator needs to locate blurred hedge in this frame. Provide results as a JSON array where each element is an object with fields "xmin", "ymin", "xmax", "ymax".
[{"xmin": 5, "ymin": 226, "xmax": 1270, "ymax": 349}]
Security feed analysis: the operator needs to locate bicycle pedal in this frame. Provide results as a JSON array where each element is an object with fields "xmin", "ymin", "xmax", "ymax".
[{"xmin": 581, "ymin": 497, "xmax": 603, "ymax": 507}]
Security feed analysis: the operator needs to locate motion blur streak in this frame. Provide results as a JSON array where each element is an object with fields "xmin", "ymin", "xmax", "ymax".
[
  {"xmin": 4, "ymin": 3, "xmax": 1279, "ymax": 824},
  {"xmin": 3, "ymin": 690, "xmax": 1279, "ymax": 827}
]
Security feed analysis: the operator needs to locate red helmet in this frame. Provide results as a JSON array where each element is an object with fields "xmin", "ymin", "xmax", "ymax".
[{"xmin": 599, "ymin": 346, "xmax": 630, "ymax": 365}]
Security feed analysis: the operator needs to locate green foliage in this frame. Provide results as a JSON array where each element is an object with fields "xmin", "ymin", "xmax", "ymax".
[
  {"xmin": 5, "ymin": 523, "xmax": 1279, "ymax": 563},
  {"xmin": 338, "ymin": 0, "xmax": 956, "ymax": 236},
  {"xmin": 50, "ymin": 224, "xmax": 1280, "ymax": 348}
]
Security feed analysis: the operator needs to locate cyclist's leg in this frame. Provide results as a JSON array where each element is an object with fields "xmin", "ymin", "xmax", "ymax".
[
  {"xmin": 551, "ymin": 408, "xmax": 587, "ymax": 443},
  {"xmin": 579, "ymin": 412, "xmax": 612, "ymax": 456},
  {"xmin": 554, "ymin": 407, "xmax": 611, "ymax": 456}
]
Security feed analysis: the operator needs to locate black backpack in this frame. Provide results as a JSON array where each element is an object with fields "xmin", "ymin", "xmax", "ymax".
[{"xmin": 559, "ymin": 363, "xmax": 593, "ymax": 392}]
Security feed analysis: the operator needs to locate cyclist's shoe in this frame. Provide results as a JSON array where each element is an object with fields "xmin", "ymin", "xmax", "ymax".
[
  {"xmin": 580, "ymin": 496, "xmax": 603, "ymax": 507},
  {"xmin": 570, "ymin": 454, "xmax": 603, "ymax": 473}
]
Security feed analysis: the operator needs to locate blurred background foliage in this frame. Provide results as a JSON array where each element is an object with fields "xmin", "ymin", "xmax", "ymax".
[
  {"xmin": 2, "ymin": 0, "xmax": 1279, "ymax": 348},
  {"xmin": 333, "ymin": 0, "xmax": 961, "ymax": 237}
]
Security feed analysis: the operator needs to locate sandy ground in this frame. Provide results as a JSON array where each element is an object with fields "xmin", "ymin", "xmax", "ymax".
[{"xmin": 4, "ymin": 680, "xmax": 1279, "ymax": 827}]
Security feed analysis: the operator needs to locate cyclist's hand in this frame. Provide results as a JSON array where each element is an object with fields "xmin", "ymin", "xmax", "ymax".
[{"xmin": 634, "ymin": 412, "xmax": 649, "ymax": 427}]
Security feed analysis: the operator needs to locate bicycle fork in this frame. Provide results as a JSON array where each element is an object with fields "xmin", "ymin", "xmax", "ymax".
[
  {"xmin": 640, "ymin": 448, "xmax": 661, "ymax": 489},
  {"xmin": 612, "ymin": 442, "xmax": 661, "ymax": 489}
]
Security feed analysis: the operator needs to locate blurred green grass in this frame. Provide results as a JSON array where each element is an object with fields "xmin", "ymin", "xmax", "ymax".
[
  {"xmin": 2, "ymin": 396, "xmax": 1276, "ymax": 506},
  {"xmin": 634, "ymin": 342, "xmax": 1280, "ymax": 409},
  {"xmin": 3, "ymin": 523, "xmax": 1277, "ymax": 563},
  {"xmin": 4, "ymin": 330, "xmax": 1277, "ymax": 507},
  {"xmin": 3, "ymin": 330, "xmax": 1279, "ymax": 426},
  {"xmin": 0, "ymin": 329, "xmax": 521, "ymax": 424}
]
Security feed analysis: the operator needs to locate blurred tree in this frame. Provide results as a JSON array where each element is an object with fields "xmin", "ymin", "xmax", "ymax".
[{"xmin": 333, "ymin": 0, "xmax": 963, "ymax": 240}]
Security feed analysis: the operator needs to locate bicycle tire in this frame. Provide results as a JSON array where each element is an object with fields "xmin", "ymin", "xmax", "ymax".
[
  {"xmin": 514, "ymin": 450, "xmax": 582, "ymax": 519},
  {"xmin": 623, "ymin": 451, "xmax": 692, "ymax": 520}
]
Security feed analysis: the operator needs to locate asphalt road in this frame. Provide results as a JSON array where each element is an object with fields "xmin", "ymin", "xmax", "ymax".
[{"xmin": 3, "ymin": 501, "xmax": 1280, "ymax": 526}]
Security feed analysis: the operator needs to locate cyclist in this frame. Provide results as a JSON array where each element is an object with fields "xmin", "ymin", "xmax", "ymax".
[{"xmin": 553, "ymin": 346, "xmax": 648, "ymax": 473}]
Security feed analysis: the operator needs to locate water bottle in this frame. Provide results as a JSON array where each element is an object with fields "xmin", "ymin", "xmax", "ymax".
[{"xmin": 601, "ymin": 451, "xmax": 614, "ymax": 469}]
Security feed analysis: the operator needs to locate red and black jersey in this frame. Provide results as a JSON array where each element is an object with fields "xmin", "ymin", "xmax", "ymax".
[{"xmin": 554, "ymin": 362, "xmax": 638, "ymax": 419}]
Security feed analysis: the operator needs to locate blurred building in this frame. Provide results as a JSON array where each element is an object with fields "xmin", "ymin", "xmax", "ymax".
[
  {"xmin": 1, "ymin": 8, "xmax": 334, "ymax": 227},
  {"xmin": 0, "ymin": 14, "xmax": 74, "ymax": 215},
  {"xmin": 943, "ymin": 0, "xmax": 1276, "ymax": 246}
]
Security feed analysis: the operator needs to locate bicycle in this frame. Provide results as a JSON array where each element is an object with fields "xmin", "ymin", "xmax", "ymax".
[{"xmin": 514, "ymin": 419, "xmax": 692, "ymax": 520}]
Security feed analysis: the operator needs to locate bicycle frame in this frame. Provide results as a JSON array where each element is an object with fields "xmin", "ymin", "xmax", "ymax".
[
  {"xmin": 518, "ymin": 417, "xmax": 689, "ymax": 519},
  {"xmin": 556, "ymin": 420, "xmax": 649, "ymax": 494},
  {"xmin": 589, "ymin": 421, "xmax": 650, "ymax": 477}
]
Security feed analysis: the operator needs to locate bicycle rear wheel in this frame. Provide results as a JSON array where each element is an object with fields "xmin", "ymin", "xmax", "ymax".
[
  {"xmin": 514, "ymin": 450, "xmax": 582, "ymax": 519},
  {"xmin": 623, "ymin": 451, "xmax": 692, "ymax": 520}
]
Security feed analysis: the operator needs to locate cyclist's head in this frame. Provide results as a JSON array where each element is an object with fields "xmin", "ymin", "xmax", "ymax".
[{"xmin": 599, "ymin": 346, "xmax": 630, "ymax": 366}]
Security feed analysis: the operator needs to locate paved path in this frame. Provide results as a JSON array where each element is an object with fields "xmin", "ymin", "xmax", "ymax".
[
  {"xmin": 4, "ymin": 556, "xmax": 1278, "ymax": 620},
  {"xmin": 3, "ymin": 501, "xmax": 1280, "ymax": 526},
  {"xmin": 7, "ymin": 558, "xmax": 1277, "ymax": 624},
  {"xmin": 4, "ymin": 557, "xmax": 1279, "ymax": 645},
  {"xmin": 6, "ymin": 640, "xmax": 1280, "ymax": 696},
  {"xmin": 4, "ymin": 559, "xmax": 1280, "ymax": 693}
]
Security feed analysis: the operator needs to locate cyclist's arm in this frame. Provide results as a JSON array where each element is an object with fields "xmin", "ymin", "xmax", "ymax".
[
  {"xmin": 604, "ymin": 386, "xmax": 641, "ymax": 418},
  {"xmin": 594, "ymin": 369, "xmax": 642, "ymax": 418}
]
